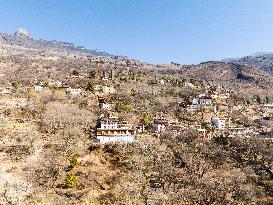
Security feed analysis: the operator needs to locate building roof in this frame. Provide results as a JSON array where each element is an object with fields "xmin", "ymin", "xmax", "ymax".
[
  {"xmin": 99, "ymin": 117, "xmax": 120, "ymax": 122},
  {"xmin": 97, "ymin": 128, "xmax": 135, "ymax": 131},
  {"xmin": 98, "ymin": 96, "xmax": 112, "ymax": 104},
  {"xmin": 199, "ymin": 96, "xmax": 212, "ymax": 100},
  {"xmin": 166, "ymin": 125, "xmax": 185, "ymax": 131},
  {"xmin": 154, "ymin": 119, "xmax": 169, "ymax": 125}
]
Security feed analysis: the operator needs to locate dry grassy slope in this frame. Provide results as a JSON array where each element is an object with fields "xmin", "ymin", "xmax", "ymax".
[{"xmin": 0, "ymin": 97, "xmax": 117, "ymax": 204}]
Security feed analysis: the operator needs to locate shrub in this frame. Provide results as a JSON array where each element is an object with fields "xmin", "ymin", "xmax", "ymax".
[
  {"xmin": 142, "ymin": 113, "xmax": 153, "ymax": 127},
  {"xmin": 65, "ymin": 172, "xmax": 77, "ymax": 188},
  {"xmin": 69, "ymin": 155, "xmax": 78, "ymax": 169},
  {"xmin": 131, "ymin": 89, "xmax": 137, "ymax": 97},
  {"xmin": 52, "ymin": 90, "xmax": 66, "ymax": 101},
  {"xmin": 86, "ymin": 81, "xmax": 95, "ymax": 93},
  {"xmin": 170, "ymin": 78, "xmax": 185, "ymax": 87},
  {"xmin": 89, "ymin": 143, "xmax": 102, "ymax": 152},
  {"xmin": 103, "ymin": 143, "xmax": 120, "ymax": 155},
  {"xmin": 115, "ymin": 100, "xmax": 133, "ymax": 112},
  {"xmin": 89, "ymin": 70, "xmax": 96, "ymax": 79},
  {"xmin": 72, "ymin": 70, "xmax": 79, "ymax": 76},
  {"xmin": 11, "ymin": 81, "xmax": 19, "ymax": 90}
]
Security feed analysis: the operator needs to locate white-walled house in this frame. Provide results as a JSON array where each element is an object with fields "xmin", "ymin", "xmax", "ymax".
[
  {"xmin": 192, "ymin": 98, "xmax": 199, "ymax": 105},
  {"xmin": 192, "ymin": 96, "xmax": 212, "ymax": 106},
  {"xmin": 102, "ymin": 85, "xmax": 116, "ymax": 94},
  {"xmin": 0, "ymin": 87, "xmax": 14, "ymax": 95},
  {"xmin": 228, "ymin": 127, "xmax": 254, "ymax": 137},
  {"xmin": 218, "ymin": 93, "xmax": 230, "ymax": 99},
  {"xmin": 211, "ymin": 117, "xmax": 226, "ymax": 129},
  {"xmin": 199, "ymin": 96, "xmax": 212, "ymax": 106},
  {"xmin": 186, "ymin": 105, "xmax": 198, "ymax": 112},
  {"xmin": 153, "ymin": 118, "xmax": 170, "ymax": 133},
  {"xmin": 96, "ymin": 115, "xmax": 135, "ymax": 143},
  {"xmin": 66, "ymin": 87, "xmax": 81, "ymax": 95},
  {"xmin": 34, "ymin": 85, "xmax": 43, "ymax": 92},
  {"xmin": 98, "ymin": 97, "xmax": 114, "ymax": 110}
]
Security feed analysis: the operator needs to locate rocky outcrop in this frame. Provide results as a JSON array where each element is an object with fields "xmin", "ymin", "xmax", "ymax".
[
  {"xmin": 0, "ymin": 29, "xmax": 113, "ymax": 57},
  {"xmin": 14, "ymin": 28, "xmax": 31, "ymax": 38}
]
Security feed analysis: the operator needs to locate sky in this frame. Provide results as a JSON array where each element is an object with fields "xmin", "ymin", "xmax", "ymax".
[{"xmin": 0, "ymin": 0, "xmax": 273, "ymax": 64}]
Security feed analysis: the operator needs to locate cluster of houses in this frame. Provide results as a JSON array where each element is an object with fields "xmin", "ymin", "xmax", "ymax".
[
  {"xmin": 4, "ymin": 73, "xmax": 272, "ymax": 143},
  {"xmin": 94, "ymin": 98, "xmax": 187, "ymax": 143},
  {"xmin": 184, "ymin": 85, "xmax": 232, "ymax": 113},
  {"xmin": 93, "ymin": 83, "xmax": 273, "ymax": 143},
  {"xmin": 176, "ymin": 85, "xmax": 273, "ymax": 139},
  {"xmin": 147, "ymin": 117, "xmax": 185, "ymax": 136},
  {"xmin": 34, "ymin": 81, "xmax": 82, "ymax": 95}
]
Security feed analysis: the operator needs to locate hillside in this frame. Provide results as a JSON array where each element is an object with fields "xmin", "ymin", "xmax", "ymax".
[
  {"xmin": 224, "ymin": 53, "xmax": 273, "ymax": 75},
  {"xmin": 1, "ymin": 30, "xmax": 273, "ymax": 204}
]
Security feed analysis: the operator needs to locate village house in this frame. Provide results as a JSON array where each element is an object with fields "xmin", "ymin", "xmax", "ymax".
[
  {"xmin": 165, "ymin": 125, "xmax": 185, "ymax": 136},
  {"xmin": 218, "ymin": 93, "xmax": 230, "ymax": 99},
  {"xmin": 228, "ymin": 127, "xmax": 252, "ymax": 137},
  {"xmin": 95, "ymin": 63, "xmax": 115, "ymax": 81},
  {"xmin": 102, "ymin": 85, "xmax": 116, "ymax": 94},
  {"xmin": 192, "ymin": 98, "xmax": 199, "ymax": 105},
  {"xmin": 136, "ymin": 124, "xmax": 147, "ymax": 134},
  {"xmin": 213, "ymin": 103, "xmax": 229, "ymax": 113},
  {"xmin": 96, "ymin": 114, "xmax": 135, "ymax": 143},
  {"xmin": 153, "ymin": 118, "xmax": 170, "ymax": 133},
  {"xmin": 199, "ymin": 96, "xmax": 213, "ymax": 106},
  {"xmin": 186, "ymin": 104, "xmax": 198, "ymax": 112},
  {"xmin": 69, "ymin": 71, "xmax": 88, "ymax": 79},
  {"xmin": 210, "ymin": 94, "xmax": 219, "ymax": 99},
  {"xmin": 211, "ymin": 116, "xmax": 226, "ymax": 129},
  {"xmin": 204, "ymin": 85, "xmax": 230, "ymax": 100},
  {"xmin": 94, "ymin": 84, "xmax": 101, "ymax": 91},
  {"xmin": 260, "ymin": 104, "xmax": 273, "ymax": 118},
  {"xmin": 185, "ymin": 82, "xmax": 196, "ymax": 89},
  {"xmin": 98, "ymin": 96, "xmax": 114, "ymax": 110},
  {"xmin": 48, "ymin": 80, "xmax": 63, "ymax": 87},
  {"xmin": 101, "ymin": 69, "xmax": 114, "ymax": 81},
  {"xmin": 0, "ymin": 87, "xmax": 14, "ymax": 95},
  {"xmin": 66, "ymin": 87, "xmax": 82, "ymax": 95},
  {"xmin": 197, "ymin": 127, "xmax": 214, "ymax": 139},
  {"xmin": 192, "ymin": 96, "xmax": 213, "ymax": 106},
  {"xmin": 159, "ymin": 79, "xmax": 165, "ymax": 85},
  {"xmin": 34, "ymin": 84, "xmax": 43, "ymax": 92},
  {"xmin": 153, "ymin": 118, "xmax": 184, "ymax": 135}
]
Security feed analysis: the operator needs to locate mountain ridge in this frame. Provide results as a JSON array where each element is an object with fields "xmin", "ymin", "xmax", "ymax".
[
  {"xmin": 0, "ymin": 28, "xmax": 114, "ymax": 57},
  {"xmin": 223, "ymin": 53, "xmax": 273, "ymax": 75}
]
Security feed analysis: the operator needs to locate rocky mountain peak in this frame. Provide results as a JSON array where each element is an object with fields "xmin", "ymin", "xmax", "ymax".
[{"xmin": 14, "ymin": 28, "xmax": 31, "ymax": 38}]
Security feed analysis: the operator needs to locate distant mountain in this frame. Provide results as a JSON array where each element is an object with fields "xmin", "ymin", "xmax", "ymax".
[
  {"xmin": 223, "ymin": 52, "xmax": 273, "ymax": 74},
  {"xmin": 179, "ymin": 61, "xmax": 273, "ymax": 87},
  {"xmin": 0, "ymin": 28, "xmax": 113, "ymax": 56}
]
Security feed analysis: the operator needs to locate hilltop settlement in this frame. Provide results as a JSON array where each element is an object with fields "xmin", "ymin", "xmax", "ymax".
[{"xmin": 1, "ymin": 29, "xmax": 273, "ymax": 204}]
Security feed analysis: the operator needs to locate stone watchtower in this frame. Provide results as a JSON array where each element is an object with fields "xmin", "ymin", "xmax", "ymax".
[
  {"xmin": 110, "ymin": 69, "xmax": 115, "ymax": 80},
  {"xmin": 96, "ymin": 63, "xmax": 100, "ymax": 79}
]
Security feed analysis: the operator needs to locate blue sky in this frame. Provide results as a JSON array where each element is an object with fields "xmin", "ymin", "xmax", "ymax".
[{"xmin": 0, "ymin": 0, "xmax": 273, "ymax": 64}]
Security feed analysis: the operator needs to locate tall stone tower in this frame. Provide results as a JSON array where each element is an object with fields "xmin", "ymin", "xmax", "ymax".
[
  {"xmin": 110, "ymin": 69, "xmax": 115, "ymax": 80},
  {"xmin": 96, "ymin": 63, "xmax": 100, "ymax": 79}
]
